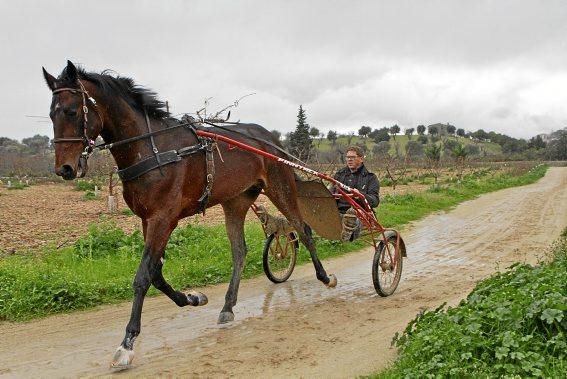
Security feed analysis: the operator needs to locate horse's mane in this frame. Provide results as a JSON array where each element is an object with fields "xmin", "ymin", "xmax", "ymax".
[{"xmin": 58, "ymin": 66, "xmax": 170, "ymax": 119}]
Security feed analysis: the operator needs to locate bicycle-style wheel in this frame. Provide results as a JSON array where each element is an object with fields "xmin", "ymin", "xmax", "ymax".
[
  {"xmin": 372, "ymin": 235, "xmax": 403, "ymax": 296},
  {"xmin": 263, "ymin": 232, "xmax": 298, "ymax": 283}
]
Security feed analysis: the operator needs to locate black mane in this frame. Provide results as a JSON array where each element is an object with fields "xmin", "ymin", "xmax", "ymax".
[{"xmin": 57, "ymin": 66, "xmax": 170, "ymax": 119}]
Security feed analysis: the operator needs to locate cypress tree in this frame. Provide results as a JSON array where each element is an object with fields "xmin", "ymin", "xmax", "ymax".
[{"xmin": 288, "ymin": 105, "xmax": 313, "ymax": 161}]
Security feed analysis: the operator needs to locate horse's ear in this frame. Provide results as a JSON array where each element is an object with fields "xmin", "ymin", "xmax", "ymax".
[
  {"xmin": 42, "ymin": 67, "xmax": 56, "ymax": 91},
  {"xmin": 66, "ymin": 60, "xmax": 78, "ymax": 82}
]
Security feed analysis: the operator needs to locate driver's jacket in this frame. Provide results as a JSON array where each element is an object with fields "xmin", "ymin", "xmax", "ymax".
[{"xmin": 332, "ymin": 164, "xmax": 380, "ymax": 213}]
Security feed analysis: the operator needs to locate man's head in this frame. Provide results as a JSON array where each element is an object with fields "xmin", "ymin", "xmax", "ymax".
[{"xmin": 345, "ymin": 146, "xmax": 364, "ymax": 171}]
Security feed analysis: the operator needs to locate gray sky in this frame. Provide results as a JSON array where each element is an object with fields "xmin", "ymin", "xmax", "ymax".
[{"xmin": 1, "ymin": 0, "xmax": 566, "ymax": 141}]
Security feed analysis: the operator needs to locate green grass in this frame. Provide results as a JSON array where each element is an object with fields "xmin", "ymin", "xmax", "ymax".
[
  {"xmin": 74, "ymin": 179, "xmax": 97, "ymax": 191},
  {"xmin": 0, "ymin": 164, "xmax": 547, "ymax": 321},
  {"xmin": 7, "ymin": 182, "xmax": 30, "ymax": 190},
  {"xmin": 375, "ymin": 228, "xmax": 567, "ymax": 378},
  {"xmin": 0, "ymin": 222, "xmax": 365, "ymax": 321}
]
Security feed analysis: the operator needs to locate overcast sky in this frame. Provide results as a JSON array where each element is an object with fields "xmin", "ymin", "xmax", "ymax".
[{"xmin": 1, "ymin": 0, "xmax": 566, "ymax": 141}]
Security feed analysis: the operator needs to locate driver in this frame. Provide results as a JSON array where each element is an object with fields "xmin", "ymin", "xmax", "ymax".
[{"xmin": 330, "ymin": 146, "xmax": 380, "ymax": 241}]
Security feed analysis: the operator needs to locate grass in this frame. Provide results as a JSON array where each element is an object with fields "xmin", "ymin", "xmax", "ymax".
[
  {"xmin": 7, "ymin": 182, "xmax": 30, "ymax": 190},
  {"xmin": 0, "ymin": 222, "xmax": 365, "ymax": 321},
  {"xmin": 0, "ymin": 164, "xmax": 547, "ymax": 321},
  {"xmin": 375, "ymin": 228, "xmax": 567, "ymax": 378}
]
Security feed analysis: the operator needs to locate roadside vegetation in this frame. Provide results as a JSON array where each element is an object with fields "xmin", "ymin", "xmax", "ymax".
[
  {"xmin": 376, "ymin": 227, "xmax": 567, "ymax": 378},
  {"xmin": 0, "ymin": 164, "xmax": 547, "ymax": 321}
]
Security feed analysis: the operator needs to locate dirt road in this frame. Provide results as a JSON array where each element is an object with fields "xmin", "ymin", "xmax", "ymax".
[{"xmin": 1, "ymin": 167, "xmax": 566, "ymax": 378}]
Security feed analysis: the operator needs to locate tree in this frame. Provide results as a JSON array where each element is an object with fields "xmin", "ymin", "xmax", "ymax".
[
  {"xmin": 371, "ymin": 127, "xmax": 391, "ymax": 143},
  {"xmin": 451, "ymin": 143, "xmax": 467, "ymax": 182},
  {"xmin": 309, "ymin": 127, "xmax": 320, "ymax": 138},
  {"xmin": 546, "ymin": 130, "xmax": 567, "ymax": 160},
  {"xmin": 327, "ymin": 130, "xmax": 338, "ymax": 145},
  {"xmin": 424, "ymin": 144, "xmax": 442, "ymax": 186},
  {"xmin": 464, "ymin": 144, "xmax": 480, "ymax": 156},
  {"xmin": 417, "ymin": 125, "xmax": 426, "ymax": 135},
  {"xmin": 372, "ymin": 141, "xmax": 391, "ymax": 158},
  {"xmin": 428, "ymin": 125, "xmax": 438, "ymax": 136},
  {"xmin": 446, "ymin": 124, "xmax": 456, "ymax": 136},
  {"xmin": 443, "ymin": 139, "xmax": 459, "ymax": 154},
  {"xmin": 527, "ymin": 135, "xmax": 546, "ymax": 150},
  {"xmin": 358, "ymin": 126, "xmax": 372, "ymax": 138},
  {"xmin": 270, "ymin": 129, "xmax": 282, "ymax": 141},
  {"xmin": 456, "ymin": 128, "xmax": 466, "ymax": 138},
  {"xmin": 405, "ymin": 128, "xmax": 415, "ymax": 140},
  {"xmin": 390, "ymin": 124, "xmax": 401, "ymax": 140},
  {"xmin": 417, "ymin": 134, "xmax": 428, "ymax": 144},
  {"xmin": 405, "ymin": 140, "xmax": 424, "ymax": 157},
  {"xmin": 21, "ymin": 134, "xmax": 50, "ymax": 155},
  {"xmin": 346, "ymin": 131, "xmax": 355, "ymax": 145},
  {"xmin": 288, "ymin": 105, "xmax": 312, "ymax": 161},
  {"xmin": 472, "ymin": 129, "xmax": 489, "ymax": 141}
]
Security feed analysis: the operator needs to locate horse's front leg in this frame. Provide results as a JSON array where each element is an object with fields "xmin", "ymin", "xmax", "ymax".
[
  {"xmin": 111, "ymin": 248, "xmax": 154, "ymax": 369},
  {"xmin": 110, "ymin": 216, "xmax": 206, "ymax": 369}
]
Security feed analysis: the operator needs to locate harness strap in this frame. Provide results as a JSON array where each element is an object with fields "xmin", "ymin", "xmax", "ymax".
[
  {"xmin": 144, "ymin": 110, "xmax": 164, "ymax": 176},
  {"xmin": 117, "ymin": 142, "xmax": 208, "ymax": 182},
  {"xmin": 197, "ymin": 139, "xmax": 216, "ymax": 214},
  {"xmin": 118, "ymin": 150, "xmax": 181, "ymax": 181}
]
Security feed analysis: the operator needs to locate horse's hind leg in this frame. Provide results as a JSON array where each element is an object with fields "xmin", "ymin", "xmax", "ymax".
[
  {"xmin": 218, "ymin": 190, "xmax": 259, "ymax": 324},
  {"xmin": 111, "ymin": 216, "xmax": 206, "ymax": 368},
  {"xmin": 264, "ymin": 186, "xmax": 337, "ymax": 288}
]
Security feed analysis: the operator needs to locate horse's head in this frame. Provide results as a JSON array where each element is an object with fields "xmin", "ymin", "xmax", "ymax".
[{"xmin": 42, "ymin": 60, "xmax": 103, "ymax": 180}]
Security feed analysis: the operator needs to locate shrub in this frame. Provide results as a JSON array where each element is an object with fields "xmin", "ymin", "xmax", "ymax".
[
  {"xmin": 381, "ymin": 231, "xmax": 567, "ymax": 377},
  {"xmin": 74, "ymin": 180, "xmax": 96, "ymax": 191}
]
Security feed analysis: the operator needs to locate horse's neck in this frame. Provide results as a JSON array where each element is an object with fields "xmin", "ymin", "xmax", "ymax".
[{"xmin": 102, "ymin": 107, "xmax": 157, "ymax": 170}]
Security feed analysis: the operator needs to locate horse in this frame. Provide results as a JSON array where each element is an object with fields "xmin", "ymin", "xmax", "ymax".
[{"xmin": 42, "ymin": 60, "xmax": 337, "ymax": 368}]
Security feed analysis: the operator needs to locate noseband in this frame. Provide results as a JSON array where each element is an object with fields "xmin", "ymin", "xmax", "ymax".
[{"xmin": 51, "ymin": 80, "xmax": 102, "ymax": 158}]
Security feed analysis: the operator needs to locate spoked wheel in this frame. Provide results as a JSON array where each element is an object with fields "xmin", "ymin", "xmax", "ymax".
[
  {"xmin": 263, "ymin": 232, "xmax": 298, "ymax": 283},
  {"xmin": 372, "ymin": 235, "xmax": 403, "ymax": 296}
]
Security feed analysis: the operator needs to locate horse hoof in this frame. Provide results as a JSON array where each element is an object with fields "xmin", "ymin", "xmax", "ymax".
[
  {"xmin": 326, "ymin": 274, "xmax": 337, "ymax": 288},
  {"xmin": 188, "ymin": 291, "xmax": 208, "ymax": 306},
  {"xmin": 110, "ymin": 346, "xmax": 134, "ymax": 370},
  {"xmin": 217, "ymin": 311, "xmax": 235, "ymax": 324}
]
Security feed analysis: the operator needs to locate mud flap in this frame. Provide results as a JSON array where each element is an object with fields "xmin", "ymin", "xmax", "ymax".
[
  {"xmin": 383, "ymin": 230, "xmax": 407, "ymax": 257},
  {"xmin": 296, "ymin": 180, "xmax": 343, "ymax": 240}
]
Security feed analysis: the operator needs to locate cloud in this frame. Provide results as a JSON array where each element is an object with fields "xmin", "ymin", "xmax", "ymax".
[{"xmin": 1, "ymin": 0, "xmax": 567, "ymax": 141}]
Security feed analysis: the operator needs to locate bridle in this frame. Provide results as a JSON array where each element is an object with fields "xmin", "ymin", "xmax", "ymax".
[{"xmin": 51, "ymin": 80, "xmax": 103, "ymax": 160}]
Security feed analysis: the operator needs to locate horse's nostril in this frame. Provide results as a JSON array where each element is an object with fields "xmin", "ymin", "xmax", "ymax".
[
  {"xmin": 62, "ymin": 165, "xmax": 73, "ymax": 175},
  {"xmin": 57, "ymin": 165, "xmax": 75, "ymax": 180}
]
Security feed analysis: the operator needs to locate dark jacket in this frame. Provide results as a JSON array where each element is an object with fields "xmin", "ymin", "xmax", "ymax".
[{"xmin": 333, "ymin": 164, "xmax": 380, "ymax": 212}]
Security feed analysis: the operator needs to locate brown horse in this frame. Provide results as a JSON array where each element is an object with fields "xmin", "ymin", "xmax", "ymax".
[{"xmin": 42, "ymin": 60, "xmax": 336, "ymax": 368}]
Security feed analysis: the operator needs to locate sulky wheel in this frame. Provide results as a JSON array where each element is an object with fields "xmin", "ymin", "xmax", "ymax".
[
  {"xmin": 263, "ymin": 232, "xmax": 298, "ymax": 283},
  {"xmin": 372, "ymin": 235, "xmax": 403, "ymax": 296}
]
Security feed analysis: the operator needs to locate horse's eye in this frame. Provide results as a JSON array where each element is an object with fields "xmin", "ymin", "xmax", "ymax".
[{"xmin": 63, "ymin": 109, "xmax": 78, "ymax": 117}]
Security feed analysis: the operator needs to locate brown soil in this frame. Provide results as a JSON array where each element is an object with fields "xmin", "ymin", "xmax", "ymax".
[{"xmin": 0, "ymin": 168, "xmax": 566, "ymax": 378}]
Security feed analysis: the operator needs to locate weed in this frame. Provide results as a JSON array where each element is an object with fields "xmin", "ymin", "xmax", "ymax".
[
  {"xmin": 7, "ymin": 182, "xmax": 29, "ymax": 190},
  {"xmin": 81, "ymin": 190, "xmax": 97, "ymax": 200},
  {"xmin": 121, "ymin": 208, "xmax": 134, "ymax": 216},
  {"xmin": 377, "ymin": 232, "xmax": 567, "ymax": 378},
  {"xmin": 75, "ymin": 180, "xmax": 96, "ymax": 192}
]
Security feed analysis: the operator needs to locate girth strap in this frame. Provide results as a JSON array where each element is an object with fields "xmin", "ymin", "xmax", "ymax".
[
  {"xmin": 117, "ymin": 143, "xmax": 205, "ymax": 182},
  {"xmin": 117, "ymin": 150, "xmax": 181, "ymax": 181}
]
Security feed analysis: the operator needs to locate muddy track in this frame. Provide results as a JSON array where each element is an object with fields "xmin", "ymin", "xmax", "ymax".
[{"xmin": 1, "ymin": 168, "xmax": 566, "ymax": 378}]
